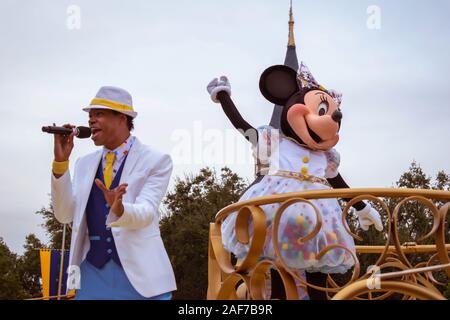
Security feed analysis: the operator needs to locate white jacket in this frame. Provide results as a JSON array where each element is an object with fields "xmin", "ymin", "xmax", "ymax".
[{"xmin": 51, "ymin": 138, "xmax": 176, "ymax": 298}]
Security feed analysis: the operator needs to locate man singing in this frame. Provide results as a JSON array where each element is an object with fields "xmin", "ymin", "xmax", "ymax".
[{"xmin": 51, "ymin": 86, "xmax": 176, "ymax": 300}]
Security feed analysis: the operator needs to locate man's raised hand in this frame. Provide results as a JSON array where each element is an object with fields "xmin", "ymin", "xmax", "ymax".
[{"xmin": 95, "ymin": 179, "xmax": 128, "ymax": 217}]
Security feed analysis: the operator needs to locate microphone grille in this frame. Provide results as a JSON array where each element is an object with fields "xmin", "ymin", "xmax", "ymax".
[{"xmin": 77, "ymin": 126, "xmax": 92, "ymax": 139}]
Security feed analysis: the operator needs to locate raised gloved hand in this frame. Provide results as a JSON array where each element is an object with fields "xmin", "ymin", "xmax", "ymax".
[
  {"xmin": 207, "ymin": 76, "xmax": 231, "ymax": 103},
  {"xmin": 355, "ymin": 203, "xmax": 383, "ymax": 231}
]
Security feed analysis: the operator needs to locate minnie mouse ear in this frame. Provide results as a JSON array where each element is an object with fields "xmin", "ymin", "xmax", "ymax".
[{"xmin": 259, "ymin": 65, "xmax": 299, "ymax": 106}]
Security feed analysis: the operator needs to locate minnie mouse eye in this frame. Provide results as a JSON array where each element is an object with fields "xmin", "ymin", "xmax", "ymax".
[{"xmin": 317, "ymin": 102, "xmax": 328, "ymax": 116}]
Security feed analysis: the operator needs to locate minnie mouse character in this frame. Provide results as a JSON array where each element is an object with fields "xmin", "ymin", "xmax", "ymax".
[{"xmin": 207, "ymin": 63, "xmax": 383, "ymax": 299}]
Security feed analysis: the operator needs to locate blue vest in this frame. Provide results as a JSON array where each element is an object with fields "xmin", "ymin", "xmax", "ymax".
[{"xmin": 85, "ymin": 156, "xmax": 127, "ymax": 269}]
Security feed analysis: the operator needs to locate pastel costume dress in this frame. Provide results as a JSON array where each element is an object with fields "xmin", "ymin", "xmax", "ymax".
[{"xmin": 221, "ymin": 126, "xmax": 356, "ymax": 274}]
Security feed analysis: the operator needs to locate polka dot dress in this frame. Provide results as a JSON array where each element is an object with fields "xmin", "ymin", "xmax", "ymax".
[{"xmin": 221, "ymin": 128, "xmax": 356, "ymax": 274}]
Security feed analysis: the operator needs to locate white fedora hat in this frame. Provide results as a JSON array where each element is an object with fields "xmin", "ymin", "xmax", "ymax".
[{"xmin": 83, "ymin": 86, "xmax": 138, "ymax": 118}]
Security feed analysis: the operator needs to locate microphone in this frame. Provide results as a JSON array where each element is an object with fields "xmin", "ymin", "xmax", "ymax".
[{"xmin": 42, "ymin": 126, "xmax": 92, "ymax": 139}]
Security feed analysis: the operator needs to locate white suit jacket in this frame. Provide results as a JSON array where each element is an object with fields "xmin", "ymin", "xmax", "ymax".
[{"xmin": 51, "ymin": 137, "xmax": 177, "ymax": 298}]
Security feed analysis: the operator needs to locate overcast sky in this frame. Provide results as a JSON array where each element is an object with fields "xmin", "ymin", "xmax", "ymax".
[{"xmin": 1, "ymin": 0, "xmax": 449, "ymax": 254}]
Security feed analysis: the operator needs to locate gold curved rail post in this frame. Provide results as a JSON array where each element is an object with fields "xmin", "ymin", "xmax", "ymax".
[
  {"xmin": 208, "ymin": 188, "xmax": 450, "ymax": 300},
  {"xmin": 249, "ymin": 260, "xmax": 299, "ymax": 300}
]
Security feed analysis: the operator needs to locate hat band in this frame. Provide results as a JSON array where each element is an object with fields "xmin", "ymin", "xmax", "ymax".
[{"xmin": 90, "ymin": 98, "xmax": 134, "ymax": 112}]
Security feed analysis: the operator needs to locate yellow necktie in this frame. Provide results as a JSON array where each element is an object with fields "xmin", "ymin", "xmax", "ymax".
[{"xmin": 104, "ymin": 152, "xmax": 116, "ymax": 189}]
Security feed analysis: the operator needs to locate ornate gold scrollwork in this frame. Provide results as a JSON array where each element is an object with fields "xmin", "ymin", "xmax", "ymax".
[{"xmin": 207, "ymin": 188, "xmax": 450, "ymax": 300}]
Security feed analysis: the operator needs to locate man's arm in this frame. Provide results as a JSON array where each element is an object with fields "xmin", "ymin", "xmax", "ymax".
[
  {"xmin": 50, "ymin": 124, "xmax": 76, "ymax": 224},
  {"xmin": 106, "ymin": 154, "xmax": 173, "ymax": 229},
  {"xmin": 51, "ymin": 169, "xmax": 76, "ymax": 224}
]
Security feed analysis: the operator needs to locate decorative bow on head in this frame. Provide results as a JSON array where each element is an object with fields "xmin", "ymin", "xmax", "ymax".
[{"xmin": 297, "ymin": 62, "xmax": 343, "ymax": 106}]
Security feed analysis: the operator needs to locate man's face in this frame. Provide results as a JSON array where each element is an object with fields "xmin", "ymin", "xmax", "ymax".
[{"xmin": 88, "ymin": 109, "xmax": 125, "ymax": 146}]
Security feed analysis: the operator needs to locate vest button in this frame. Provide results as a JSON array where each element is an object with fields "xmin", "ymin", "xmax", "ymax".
[
  {"xmin": 107, "ymin": 249, "xmax": 112, "ymax": 254},
  {"xmin": 105, "ymin": 203, "xmax": 110, "ymax": 209},
  {"xmin": 302, "ymin": 156, "xmax": 310, "ymax": 163},
  {"xmin": 106, "ymin": 237, "xmax": 112, "ymax": 242}
]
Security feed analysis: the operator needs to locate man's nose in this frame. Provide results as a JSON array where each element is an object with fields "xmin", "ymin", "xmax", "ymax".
[{"xmin": 331, "ymin": 110, "xmax": 342, "ymax": 123}]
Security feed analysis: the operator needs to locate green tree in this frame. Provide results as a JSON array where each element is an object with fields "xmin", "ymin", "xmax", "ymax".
[
  {"xmin": 36, "ymin": 203, "xmax": 71, "ymax": 250},
  {"xmin": 160, "ymin": 167, "xmax": 247, "ymax": 299},
  {"xmin": 352, "ymin": 161, "xmax": 449, "ymax": 247},
  {"xmin": 17, "ymin": 234, "xmax": 43, "ymax": 298},
  {"xmin": 394, "ymin": 161, "xmax": 433, "ymax": 244},
  {"xmin": 0, "ymin": 237, "xmax": 26, "ymax": 299},
  {"xmin": 351, "ymin": 161, "xmax": 449, "ymax": 297}
]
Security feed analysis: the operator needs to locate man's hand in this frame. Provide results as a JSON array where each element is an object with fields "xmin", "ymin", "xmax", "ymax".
[
  {"xmin": 53, "ymin": 124, "xmax": 75, "ymax": 178},
  {"xmin": 95, "ymin": 179, "xmax": 128, "ymax": 217},
  {"xmin": 54, "ymin": 123, "xmax": 75, "ymax": 162}
]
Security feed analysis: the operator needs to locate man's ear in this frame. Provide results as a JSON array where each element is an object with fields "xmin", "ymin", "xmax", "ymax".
[{"xmin": 259, "ymin": 65, "xmax": 299, "ymax": 106}]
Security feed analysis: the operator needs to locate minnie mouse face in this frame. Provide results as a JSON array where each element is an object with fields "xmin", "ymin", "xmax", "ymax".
[
  {"xmin": 260, "ymin": 65, "xmax": 342, "ymax": 151},
  {"xmin": 286, "ymin": 89, "xmax": 341, "ymax": 150}
]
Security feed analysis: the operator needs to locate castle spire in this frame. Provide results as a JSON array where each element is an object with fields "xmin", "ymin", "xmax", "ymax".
[
  {"xmin": 288, "ymin": 0, "xmax": 295, "ymax": 47},
  {"xmin": 269, "ymin": 0, "xmax": 299, "ymax": 129}
]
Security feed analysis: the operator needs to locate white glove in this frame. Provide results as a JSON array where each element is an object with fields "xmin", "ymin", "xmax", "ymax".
[
  {"xmin": 355, "ymin": 203, "xmax": 383, "ymax": 231},
  {"xmin": 207, "ymin": 76, "xmax": 231, "ymax": 103}
]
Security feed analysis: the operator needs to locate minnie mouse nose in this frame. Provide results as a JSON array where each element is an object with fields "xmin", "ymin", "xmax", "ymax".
[{"xmin": 331, "ymin": 110, "xmax": 342, "ymax": 122}]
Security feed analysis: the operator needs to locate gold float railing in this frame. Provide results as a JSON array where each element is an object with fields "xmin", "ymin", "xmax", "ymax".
[{"xmin": 207, "ymin": 188, "xmax": 450, "ymax": 300}]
